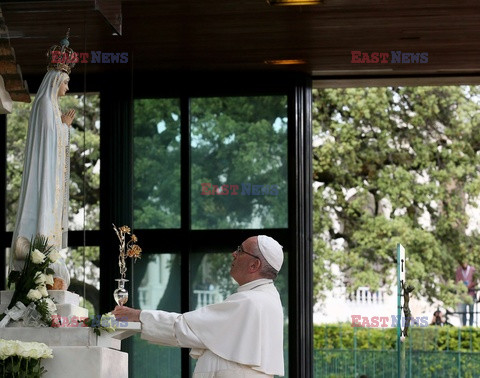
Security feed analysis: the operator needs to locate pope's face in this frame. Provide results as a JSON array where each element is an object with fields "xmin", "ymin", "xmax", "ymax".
[
  {"xmin": 230, "ymin": 237, "xmax": 258, "ymax": 285},
  {"xmin": 58, "ymin": 78, "xmax": 69, "ymax": 97}
]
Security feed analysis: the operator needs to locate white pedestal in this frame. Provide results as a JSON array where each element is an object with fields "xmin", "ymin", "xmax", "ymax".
[
  {"xmin": 0, "ymin": 290, "xmax": 88, "ymax": 319},
  {"xmin": 0, "ymin": 323, "xmax": 141, "ymax": 378},
  {"xmin": 43, "ymin": 347, "xmax": 128, "ymax": 378}
]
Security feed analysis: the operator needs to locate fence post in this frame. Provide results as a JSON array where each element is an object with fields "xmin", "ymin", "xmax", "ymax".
[
  {"xmin": 458, "ymin": 327, "xmax": 461, "ymax": 378},
  {"xmin": 409, "ymin": 329, "xmax": 412, "ymax": 378},
  {"xmin": 354, "ymin": 326, "xmax": 357, "ymax": 377}
]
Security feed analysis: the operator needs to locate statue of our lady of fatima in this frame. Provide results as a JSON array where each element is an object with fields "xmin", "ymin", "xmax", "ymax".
[{"xmin": 9, "ymin": 30, "xmax": 77, "ymax": 290}]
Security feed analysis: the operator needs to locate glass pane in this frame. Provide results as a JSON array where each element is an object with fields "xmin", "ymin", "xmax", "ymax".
[
  {"xmin": 68, "ymin": 93, "xmax": 101, "ymax": 230},
  {"xmin": 6, "ymin": 100, "xmax": 31, "ymax": 231},
  {"xmin": 66, "ymin": 246, "xmax": 100, "ymax": 315},
  {"xmin": 190, "ymin": 96, "xmax": 288, "ymax": 229},
  {"xmin": 6, "ymin": 93, "xmax": 101, "ymax": 231},
  {"xmin": 190, "ymin": 250, "xmax": 289, "ymax": 376},
  {"xmin": 133, "ymin": 99, "xmax": 181, "ymax": 229},
  {"xmin": 130, "ymin": 252, "xmax": 181, "ymax": 377},
  {"xmin": 190, "ymin": 252, "xmax": 237, "ymax": 310}
]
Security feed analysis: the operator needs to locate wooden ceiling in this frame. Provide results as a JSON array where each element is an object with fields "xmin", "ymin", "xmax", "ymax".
[{"xmin": 1, "ymin": 0, "xmax": 480, "ymax": 84}]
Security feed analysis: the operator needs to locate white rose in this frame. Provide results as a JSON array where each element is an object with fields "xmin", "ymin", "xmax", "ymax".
[
  {"xmin": 38, "ymin": 285, "xmax": 49, "ymax": 298},
  {"xmin": 26, "ymin": 289, "xmax": 42, "ymax": 301},
  {"xmin": 45, "ymin": 274, "xmax": 54, "ymax": 285},
  {"xmin": 43, "ymin": 298, "xmax": 57, "ymax": 315},
  {"xmin": 14, "ymin": 340, "xmax": 36, "ymax": 358},
  {"xmin": 29, "ymin": 342, "xmax": 52, "ymax": 359},
  {"xmin": 48, "ymin": 249, "xmax": 61, "ymax": 263},
  {"xmin": 34, "ymin": 272, "xmax": 46, "ymax": 285},
  {"xmin": 31, "ymin": 249, "xmax": 46, "ymax": 264},
  {"xmin": 0, "ymin": 339, "xmax": 16, "ymax": 359},
  {"xmin": 13, "ymin": 341, "xmax": 52, "ymax": 359},
  {"xmin": 36, "ymin": 342, "xmax": 53, "ymax": 359}
]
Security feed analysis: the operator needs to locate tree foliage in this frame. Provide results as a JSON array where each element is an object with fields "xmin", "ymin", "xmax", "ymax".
[
  {"xmin": 132, "ymin": 96, "xmax": 289, "ymax": 311},
  {"xmin": 313, "ymin": 86, "xmax": 480, "ymax": 308},
  {"xmin": 133, "ymin": 96, "xmax": 288, "ymax": 230}
]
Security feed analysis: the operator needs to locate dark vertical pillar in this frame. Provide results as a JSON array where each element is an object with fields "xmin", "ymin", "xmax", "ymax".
[
  {"xmin": 0, "ymin": 114, "xmax": 6, "ymax": 289},
  {"xmin": 180, "ymin": 96, "xmax": 191, "ymax": 378},
  {"xmin": 99, "ymin": 73, "xmax": 133, "ymax": 314},
  {"xmin": 288, "ymin": 74, "xmax": 313, "ymax": 378}
]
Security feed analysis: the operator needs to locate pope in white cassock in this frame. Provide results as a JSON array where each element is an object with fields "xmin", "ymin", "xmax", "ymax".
[
  {"xmin": 113, "ymin": 235, "xmax": 285, "ymax": 377},
  {"xmin": 10, "ymin": 33, "xmax": 75, "ymax": 278}
]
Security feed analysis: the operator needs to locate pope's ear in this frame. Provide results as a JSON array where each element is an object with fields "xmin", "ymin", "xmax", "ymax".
[{"xmin": 249, "ymin": 259, "xmax": 261, "ymax": 272}]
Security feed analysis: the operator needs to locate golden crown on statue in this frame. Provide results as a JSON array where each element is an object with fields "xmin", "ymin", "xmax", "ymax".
[{"xmin": 46, "ymin": 28, "xmax": 76, "ymax": 75}]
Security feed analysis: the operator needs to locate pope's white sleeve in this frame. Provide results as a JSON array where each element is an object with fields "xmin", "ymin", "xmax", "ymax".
[
  {"xmin": 140, "ymin": 310, "xmax": 181, "ymax": 346},
  {"xmin": 173, "ymin": 315, "xmax": 206, "ymax": 349},
  {"xmin": 139, "ymin": 310, "xmax": 206, "ymax": 349}
]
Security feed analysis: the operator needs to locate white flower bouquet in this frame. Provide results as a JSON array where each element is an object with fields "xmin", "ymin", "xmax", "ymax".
[
  {"xmin": 1, "ymin": 235, "xmax": 59, "ymax": 327},
  {"xmin": 0, "ymin": 339, "xmax": 53, "ymax": 377}
]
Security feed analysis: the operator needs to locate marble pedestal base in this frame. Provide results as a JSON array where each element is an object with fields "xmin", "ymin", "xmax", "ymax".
[
  {"xmin": 0, "ymin": 323, "xmax": 141, "ymax": 378},
  {"xmin": 43, "ymin": 346, "xmax": 128, "ymax": 378}
]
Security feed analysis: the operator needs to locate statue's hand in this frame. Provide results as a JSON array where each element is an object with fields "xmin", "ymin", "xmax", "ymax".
[{"xmin": 61, "ymin": 109, "xmax": 76, "ymax": 126}]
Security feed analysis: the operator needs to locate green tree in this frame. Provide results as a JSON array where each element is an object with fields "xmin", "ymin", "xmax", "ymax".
[
  {"xmin": 313, "ymin": 86, "xmax": 480, "ymax": 308},
  {"xmin": 133, "ymin": 98, "xmax": 181, "ymax": 229},
  {"xmin": 132, "ymin": 95, "xmax": 289, "ymax": 309},
  {"xmin": 133, "ymin": 96, "xmax": 288, "ymax": 230}
]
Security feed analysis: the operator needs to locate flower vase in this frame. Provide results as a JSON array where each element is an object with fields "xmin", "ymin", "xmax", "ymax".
[{"xmin": 113, "ymin": 278, "xmax": 129, "ymax": 306}]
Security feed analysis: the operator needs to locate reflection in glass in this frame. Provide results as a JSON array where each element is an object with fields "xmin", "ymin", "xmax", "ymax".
[
  {"xmin": 131, "ymin": 252, "xmax": 181, "ymax": 377},
  {"xmin": 6, "ymin": 94, "xmax": 101, "ymax": 231},
  {"xmin": 133, "ymin": 99, "xmax": 181, "ymax": 229},
  {"xmin": 190, "ymin": 252, "xmax": 236, "ymax": 310},
  {"xmin": 66, "ymin": 246, "xmax": 100, "ymax": 316},
  {"xmin": 190, "ymin": 96, "xmax": 288, "ymax": 229}
]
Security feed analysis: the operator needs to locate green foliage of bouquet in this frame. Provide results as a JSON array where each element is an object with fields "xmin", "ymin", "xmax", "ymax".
[
  {"xmin": 79, "ymin": 312, "xmax": 118, "ymax": 336},
  {"xmin": 2, "ymin": 235, "xmax": 59, "ymax": 326},
  {"xmin": 0, "ymin": 339, "xmax": 53, "ymax": 377}
]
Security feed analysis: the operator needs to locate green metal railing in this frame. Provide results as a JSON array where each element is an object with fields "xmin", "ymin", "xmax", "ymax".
[{"xmin": 314, "ymin": 325, "xmax": 480, "ymax": 377}]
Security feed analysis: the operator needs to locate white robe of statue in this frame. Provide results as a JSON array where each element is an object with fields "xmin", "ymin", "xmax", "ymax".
[
  {"xmin": 10, "ymin": 69, "xmax": 70, "ymax": 272},
  {"xmin": 139, "ymin": 278, "xmax": 284, "ymax": 377}
]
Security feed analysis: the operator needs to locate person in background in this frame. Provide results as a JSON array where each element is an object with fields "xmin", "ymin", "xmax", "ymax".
[
  {"xmin": 455, "ymin": 258, "xmax": 477, "ymax": 326},
  {"xmin": 430, "ymin": 310, "xmax": 445, "ymax": 326}
]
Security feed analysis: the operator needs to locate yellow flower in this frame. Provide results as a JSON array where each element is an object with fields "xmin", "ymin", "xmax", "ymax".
[
  {"xmin": 127, "ymin": 244, "xmax": 142, "ymax": 259},
  {"xmin": 119, "ymin": 225, "xmax": 131, "ymax": 234},
  {"xmin": 131, "ymin": 234, "xmax": 138, "ymax": 242}
]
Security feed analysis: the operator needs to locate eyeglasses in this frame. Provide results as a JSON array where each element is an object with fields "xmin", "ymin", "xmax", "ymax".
[{"xmin": 235, "ymin": 245, "xmax": 260, "ymax": 260}]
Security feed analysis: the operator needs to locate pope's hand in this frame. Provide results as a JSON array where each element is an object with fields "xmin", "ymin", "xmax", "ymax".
[
  {"xmin": 61, "ymin": 109, "xmax": 76, "ymax": 126},
  {"xmin": 112, "ymin": 305, "xmax": 141, "ymax": 322}
]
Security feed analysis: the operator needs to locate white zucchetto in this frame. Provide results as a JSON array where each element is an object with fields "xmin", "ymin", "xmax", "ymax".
[{"xmin": 257, "ymin": 235, "xmax": 284, "ymax": 272}]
